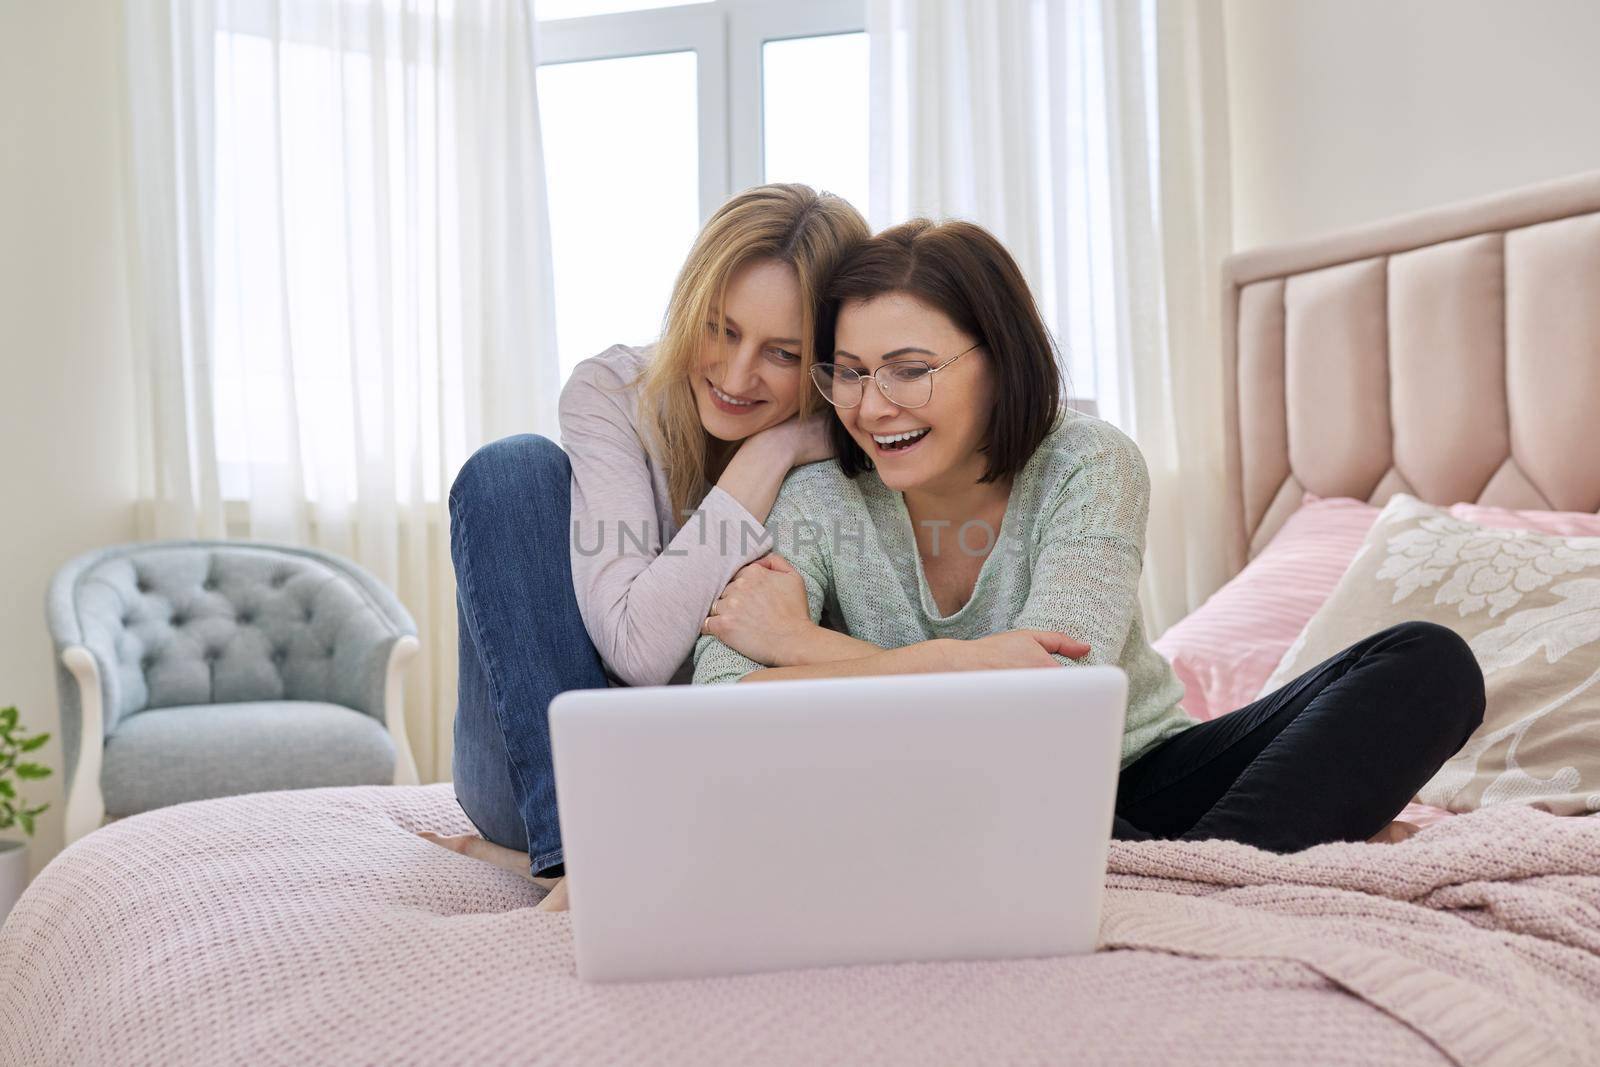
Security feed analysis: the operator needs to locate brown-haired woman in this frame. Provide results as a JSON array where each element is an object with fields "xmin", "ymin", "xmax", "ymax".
[
  {"xmin": 421, "ymin": 184, "xmax": 870, "ymax": 906},
  {"xmin": 694, "ymin": 217, "xmax": 1485, "ymax": 853}
]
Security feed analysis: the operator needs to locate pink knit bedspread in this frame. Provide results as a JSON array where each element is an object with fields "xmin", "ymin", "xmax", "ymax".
[{"xmin": 3, "ymin": 783, "xmax": 1598, "ymax": 1066}]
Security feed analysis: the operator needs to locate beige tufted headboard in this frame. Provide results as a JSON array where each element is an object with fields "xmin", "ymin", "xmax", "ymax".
[{"xmin": 1221, "ymin": 169, "xmax": 1600, "ymax": 576}]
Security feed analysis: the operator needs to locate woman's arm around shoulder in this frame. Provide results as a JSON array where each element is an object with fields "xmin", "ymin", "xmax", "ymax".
[{"xmin": 561, "ymin": 350, "xmax": 773, "ymax": 686}]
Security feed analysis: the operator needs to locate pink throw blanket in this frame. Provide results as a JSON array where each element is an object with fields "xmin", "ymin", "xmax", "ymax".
[{"xmin": 2, "ymin": 783, "xmax": 1597, "ymax": 1066}]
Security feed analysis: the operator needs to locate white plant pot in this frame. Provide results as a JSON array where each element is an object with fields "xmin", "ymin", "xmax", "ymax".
[{"xmin": 0, "ymin": 840, "xmax": 28, "ymax": 927}]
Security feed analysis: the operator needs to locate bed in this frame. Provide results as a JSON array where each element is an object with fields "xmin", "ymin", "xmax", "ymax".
[{"xmin": 4, "ymin": 171, "xmax": 1600, "ymax": 1066}]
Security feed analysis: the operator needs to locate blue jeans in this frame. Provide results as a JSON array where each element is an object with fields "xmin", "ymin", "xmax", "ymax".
[{"xmin": 449, "ymin": 434, "xmax": 609, "ymax": 876}]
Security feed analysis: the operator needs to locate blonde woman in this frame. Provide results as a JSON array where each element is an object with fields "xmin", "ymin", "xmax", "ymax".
[{"xmin": 420, "ymin": 185, "xmax": 870, "ymax": 909}]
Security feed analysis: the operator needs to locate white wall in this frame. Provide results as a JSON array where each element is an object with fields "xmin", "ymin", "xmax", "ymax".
[
  {"xmin": 0, "ymin": 0, "xmax": 139, "ymax": 880},
  {"xmin": 1225, "ymin": 0, "xmax": 1600, "ymax": 251}
]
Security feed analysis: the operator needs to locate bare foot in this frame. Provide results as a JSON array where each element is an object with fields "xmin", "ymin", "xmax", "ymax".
[
  {"xmin": 534, "ymin": 876, "xmax": 569, "ymax": 912},
  {"xmin": 1366, "ymin": 820, "xmax": 1421, "ymax": 844},
  {"xmin": 416, "ymin": 830, "xmax": 562, "ymax": 891}
]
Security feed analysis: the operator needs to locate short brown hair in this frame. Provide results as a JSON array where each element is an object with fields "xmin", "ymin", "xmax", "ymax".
[{"xmin": 819, "ymin": 218, "xmax": 1066, "ymax": 482}]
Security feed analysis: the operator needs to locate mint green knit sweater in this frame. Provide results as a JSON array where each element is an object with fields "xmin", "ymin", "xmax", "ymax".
[{"xmin": 692, "ymin": 410, "xmax": 1198, "ymax": 768}]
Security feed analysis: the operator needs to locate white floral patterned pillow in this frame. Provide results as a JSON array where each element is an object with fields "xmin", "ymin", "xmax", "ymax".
[{"xmin": 1258, "ymin": 494, "xmax": 1600, "ymax": 814}]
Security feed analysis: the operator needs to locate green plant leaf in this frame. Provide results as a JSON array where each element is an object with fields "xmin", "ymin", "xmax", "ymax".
[
  {"xmin": 19, "ymin": 733, "xmax": 49, "ymax": 752},
  {"xmin": 0, "ymin": 707, "xmax": 16, "ymax": 729},
  {"xmin": 18, "ymin": 812, "xmax": 34, "ymax": 836},
  {"xmin": 0, "ymin": 780, "xmax": 12, "ymax": 798},
  {"xmin": 13, "ymin": 763, "xmax": 50, "ymax": 779},
  {"xmin": 24, "ymin": 804, "xmax": 49, "ymax": 817}
]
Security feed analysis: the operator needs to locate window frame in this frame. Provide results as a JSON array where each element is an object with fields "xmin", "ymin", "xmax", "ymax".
[{"xmin": 538, "ymin": 0, "xmax": 866, "ymax": 221}]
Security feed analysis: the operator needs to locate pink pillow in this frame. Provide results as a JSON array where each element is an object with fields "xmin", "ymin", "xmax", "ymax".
[
  {"xmin": 1153, "ymin": 497, "xmax": 1375, "ymax": 723},
  {"xmin": 1154, "ymin": 493, "xmax": 1600, "ymax": 723}
]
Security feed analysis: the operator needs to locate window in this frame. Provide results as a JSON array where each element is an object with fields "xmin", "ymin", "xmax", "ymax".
[
  {"xmin": 761, "ymin": 32, "xmax": 869, "ymax": 213},
  {"xmin": 537, "ymin": 0, "xmax": 868, "ymax": 377},
  {"xmin": 538, "ymin": 51, "xmax": 702, "ymax": 380}
]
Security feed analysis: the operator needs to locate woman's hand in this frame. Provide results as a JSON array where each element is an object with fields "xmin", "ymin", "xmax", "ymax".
[
  {"xmin": 715, "ymin": 415, "xmax": 835, "ymax": 524},
  {"xmin": 951, "ymin": 630, "xmax": 1092, "ymax": 670},
  {"xmin": 756, "ymin": 413, "xmax": 834, "ymax": 467},
  {"xmin": 701, "ymin": 554, "xmax": 821, "ymax": 667}
]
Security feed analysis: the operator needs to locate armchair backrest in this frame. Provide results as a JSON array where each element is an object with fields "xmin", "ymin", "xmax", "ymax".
[{"xmin": 47, "ymin": 541, "xmax": 417, "ymax": 756}]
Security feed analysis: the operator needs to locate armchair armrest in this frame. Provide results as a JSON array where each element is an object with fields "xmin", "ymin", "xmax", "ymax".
[
  {"xmin": 384, "ymin": 635, "xmax": 421, "ymax": 785},
  {"xmin": 59, "ymin": 646, "xmax": 108, "ymax": 846}
]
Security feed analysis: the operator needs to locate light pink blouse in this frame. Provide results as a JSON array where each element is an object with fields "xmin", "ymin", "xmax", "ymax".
[{"xmin": 558, "ymin": 344, "xmax": 770, "ymax": 686}]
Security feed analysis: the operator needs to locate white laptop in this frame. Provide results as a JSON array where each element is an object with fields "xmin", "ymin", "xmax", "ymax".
[{"xmin": 547, "ymin": 665, "xmax": 1128, "ymax": 983}]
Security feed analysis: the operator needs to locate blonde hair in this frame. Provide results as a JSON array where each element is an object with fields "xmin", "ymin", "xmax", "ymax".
[{"xmin": 636, "ymin": 183, "xmax": 870, "ymax": 519}]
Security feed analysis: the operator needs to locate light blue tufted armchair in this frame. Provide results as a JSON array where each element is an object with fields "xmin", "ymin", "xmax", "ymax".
[{"xmin": 46, "ymin": 540, "xmax": 421, "ymax": 844}]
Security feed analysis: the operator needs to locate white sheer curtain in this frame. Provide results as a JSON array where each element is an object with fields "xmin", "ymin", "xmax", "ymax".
[
  {"xmin": 868, "ymin": 0, "xmax": 1234, "ymax": 636},
  {"xmin": 121, "ymin": 0, "xmax": 559, "ymax": 780}
]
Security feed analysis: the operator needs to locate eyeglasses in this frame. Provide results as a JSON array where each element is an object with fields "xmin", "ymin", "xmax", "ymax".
[{"xmin": 809, "ymin": 342, "xmax": 981, "ymax": 409}]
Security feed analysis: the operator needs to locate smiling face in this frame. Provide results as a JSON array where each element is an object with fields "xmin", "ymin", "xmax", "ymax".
[
  {"xmin": 690, "ymin": 257, "xmax": 810, "ymax": 441},
  {"xmin": 830, "ymin": 292, "xmax": 995, "ymax": 494}
]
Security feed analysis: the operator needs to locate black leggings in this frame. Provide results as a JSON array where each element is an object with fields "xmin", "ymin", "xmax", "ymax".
[{"xmin": 1114, "ymin": 621, "xmax": 1486, "ymax": 853}]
